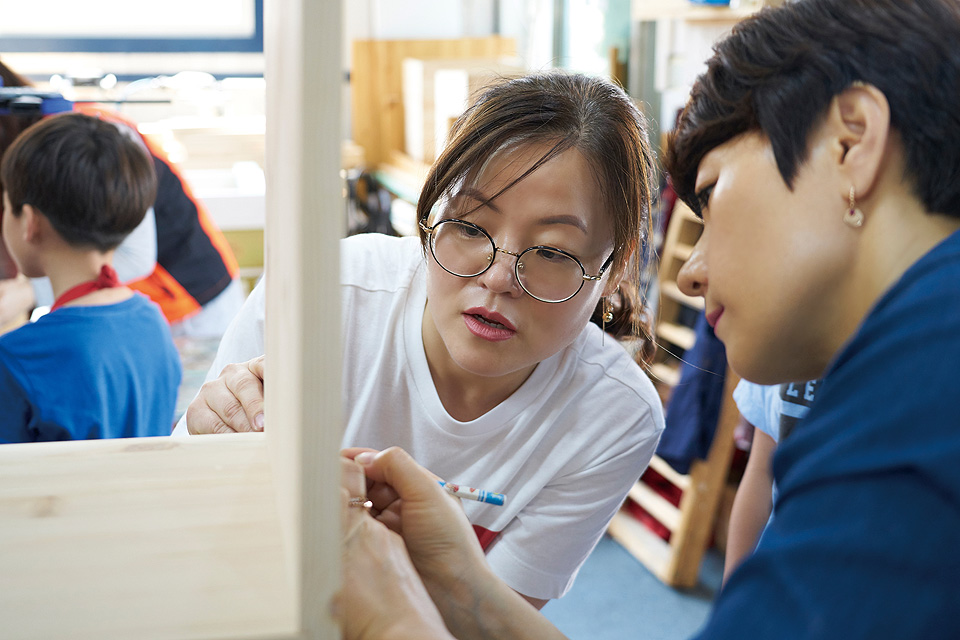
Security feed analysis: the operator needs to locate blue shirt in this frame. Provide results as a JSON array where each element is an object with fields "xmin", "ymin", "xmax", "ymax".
[
  {"xmin": 699, "ymin": 229, "xmax": 960, "ymax": 639},
  {"xmin": 0, "ymin": 294, "xmax": 182, "ymax": 443}
]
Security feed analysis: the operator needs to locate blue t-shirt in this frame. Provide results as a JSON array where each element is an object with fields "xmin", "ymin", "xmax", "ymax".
[
  {"xmin": 0, "ymin": 294, "xmax": 182, "ymax": 443},
  {"xmin": 698, "ymin": 228, "xmax": 960, "ymax": 639}
]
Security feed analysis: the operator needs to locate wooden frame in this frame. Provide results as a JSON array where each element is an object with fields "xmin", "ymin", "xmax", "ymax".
[{"xmin": 0, "ymin": 0, "xmax": 343, "ymax": 637}]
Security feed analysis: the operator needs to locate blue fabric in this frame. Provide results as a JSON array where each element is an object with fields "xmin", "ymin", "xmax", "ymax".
[
  {"xmin": 656, "ymin": 312, "xmax": 728, "ymax": 474},
  {"xmin": 0, "ymin": 294, "xmax": 181, "ymax": 443},
  {"xmin": 697, "ymin": 229, "xmax": 960, "ymax": 639}
]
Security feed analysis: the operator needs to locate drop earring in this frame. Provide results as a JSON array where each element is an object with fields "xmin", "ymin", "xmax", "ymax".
[
  {"xmin": 601, "ymin": 297, "xmax": 614, "ymax": 345},
  {"xmin": 844, "ymin": 186, "xmax": 865, "ymax": 228}
]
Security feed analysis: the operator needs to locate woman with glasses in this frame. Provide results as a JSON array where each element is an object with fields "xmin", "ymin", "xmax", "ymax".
[{"xmin": 177, "ymin": 71, "xmax": 664, "ymax": 606}]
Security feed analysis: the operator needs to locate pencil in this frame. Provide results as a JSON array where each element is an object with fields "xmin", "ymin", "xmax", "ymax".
[{"xmin": 439, "ymin": 480, "xmax": 506, "ymax": 506}]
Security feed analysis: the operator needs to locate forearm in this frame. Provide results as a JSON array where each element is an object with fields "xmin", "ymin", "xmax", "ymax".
[
  {"xmin": 723, "ymin": 484, "xmax": 772, "ymax": 583},
  {"xmin": 426, "ymin": 565, "xmax": 567, "ymax": 640},
  {"xmin": 723, "ymin": 430, "xmax": 775, "ymax": 584}
]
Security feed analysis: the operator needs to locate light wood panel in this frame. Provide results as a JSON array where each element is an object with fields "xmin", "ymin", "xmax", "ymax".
[
  {"xmin": 0, "ymin": 435, "xmax": 296, "ymax": 640},
  {"xmin": 263, "ymin": 0, "xmax": 343, "ymax": 634},
  {"xmin": 351, "ymin": 36, "xmax": 516, "ymax": 168}
]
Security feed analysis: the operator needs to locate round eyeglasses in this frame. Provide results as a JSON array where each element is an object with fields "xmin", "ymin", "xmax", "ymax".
[{"xmin": 420, "ymin": 218, "xmax": 614, "ymax": 303}]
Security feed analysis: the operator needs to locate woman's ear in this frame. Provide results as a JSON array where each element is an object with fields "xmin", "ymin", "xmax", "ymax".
[
  {"xmin": 603, "ymin": 248, "xmax": 633, "ymax": 297},
  {"xmin": 827, "ymin": 83, "xmax": 891, "ymax": 199}
]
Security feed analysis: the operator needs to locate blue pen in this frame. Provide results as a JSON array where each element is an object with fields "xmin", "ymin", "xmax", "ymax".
[{"xmin": 439, "ymin": 480, "xmax": 506, "ymax": 506}]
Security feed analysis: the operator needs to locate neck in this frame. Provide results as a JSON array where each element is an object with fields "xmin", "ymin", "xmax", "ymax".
[
  {"xmin": 421, "ymin": 303, "xmax": 536, "ymax": 422},
  {"xmin": 844, "ymin": 195, "xmax": 960, "ymax": 351},
  {"xmin": 862, "ymin": 198, "xmax": 960, "ymax": 298},
  {"xmin": 44, "ymin": 250, "xmax": 117, "ymax": 301}
]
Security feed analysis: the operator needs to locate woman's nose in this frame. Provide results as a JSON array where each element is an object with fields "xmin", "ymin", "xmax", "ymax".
[
  {"xmin": 477, "ymin": 248, "xmax": 524, "ymax": 297},
  {"xmin": 677, "ymin": 235, "xmax": 708, "ymax": 298}
]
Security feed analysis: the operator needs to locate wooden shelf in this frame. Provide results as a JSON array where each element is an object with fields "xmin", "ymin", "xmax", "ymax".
[
  {"xmin": 662, "ymin": 280, "xmax": 705, "ymax": 310},
  {"xmin": 607, "ymin": 508, "xmax": 673, "ymax": 582},
  {"xmin": 628, "ymin": 480, "xmax": 681, "ymax": 532},
  {"xmin": 650, "ymin": 454, "xmax": 691, "ymax": 491},
  {"xmin": 657, "ymin": 321, "xmax": 696, "ymax": 350},
  {"xmin": 673, "ymin": 242, "xmax": 694, "ymax": 261},
  {"xmin": 611, "ymin": 191, "xmax": 741, "ymax": 589},
  {"xmin": 649, "ymin": 361, "xmax": 681, "ymax": 387}
]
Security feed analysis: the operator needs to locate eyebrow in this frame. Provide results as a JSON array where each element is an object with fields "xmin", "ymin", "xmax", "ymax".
[{"xmin": 456, "ymin": 187, "xmax": 589, "ymax": 235}]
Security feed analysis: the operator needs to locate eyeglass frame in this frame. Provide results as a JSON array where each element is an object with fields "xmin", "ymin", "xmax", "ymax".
[{"xmin": 419, "ymin": 218, "xmax": 616, "ymax": 303}]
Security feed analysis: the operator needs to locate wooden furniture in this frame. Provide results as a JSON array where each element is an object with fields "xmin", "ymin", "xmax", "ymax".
[
  {"xmin": 402, "ymin": 57, "xmax": 524, "ymax": 166},
  {"xmin": 607, "ymin": 369, "xmax": 740, "ymax": 588},
  {"xmin": 649, "ymin": 202, "xmax": 704, "ymax": 390},
  {"xmin": 606, "ymin": 201, "xmax": 740, "ymax": 589},
  {"xmin": 351, "ymin": 36, "xmax": 517, "ymax": 168},
  {"xmin": 0, "ymin": 0, "xmax": 344, "ymax": 637}
]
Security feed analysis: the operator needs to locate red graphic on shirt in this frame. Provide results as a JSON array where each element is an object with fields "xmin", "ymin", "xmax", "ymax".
[{"xmin": 473, "ymin": 525, "xmax": 500, "ymax": 551}]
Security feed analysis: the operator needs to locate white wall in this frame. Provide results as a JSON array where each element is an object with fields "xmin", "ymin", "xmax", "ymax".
[
  {"xmin": 344, "ymin": 0, "xmax": 556, "ymax": 71},
  {"xmin": 3, "ymin": 1, "xmax": 557, "ymax": 81}
]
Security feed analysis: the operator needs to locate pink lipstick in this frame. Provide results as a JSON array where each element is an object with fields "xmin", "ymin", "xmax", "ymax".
[
  {"xmin": 705, "ymin": 307, "xmax": 724, "ymax": 329},
  {"xmin": 463, "ymin": 307, "xmax": 516, "ymax": 342}
]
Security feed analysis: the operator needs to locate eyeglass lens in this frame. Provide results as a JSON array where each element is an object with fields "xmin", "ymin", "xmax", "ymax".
[{"xmin": 430, "ymin": 220, "xmax": 586, "ymax": 302}]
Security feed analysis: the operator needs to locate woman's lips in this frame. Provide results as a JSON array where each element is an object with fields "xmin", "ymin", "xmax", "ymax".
[
  {"xmin": 705, "ymin": 307, "xmax": 724, "ymax": 329},
  {"xmin": 463, "ymin": 307, "xmax": 516, "ymax": 342}
]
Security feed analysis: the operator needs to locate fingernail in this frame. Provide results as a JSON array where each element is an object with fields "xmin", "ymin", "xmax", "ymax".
[
  {"xmin": 355, "ymin": 451, "xmax": 374, "ymax": 466},
  {"xmin": 254, "ymin": 414, "xmax": 265, "ymax": 430}
]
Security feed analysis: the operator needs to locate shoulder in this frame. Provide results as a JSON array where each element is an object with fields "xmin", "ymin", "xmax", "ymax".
[
  {"xmin": 561, "ymin": 325, "xmax": 665, "ymax": 430},
  {"xmin": 777, "ymin": 232, "xmax": 960, "ymax": 493},
  {"xmin": 339, "ymin": 234, "xmax": 424, "ymax": 292}
]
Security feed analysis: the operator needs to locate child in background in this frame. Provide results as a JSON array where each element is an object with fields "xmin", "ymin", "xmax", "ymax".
[
  {"xmin": 0, "ymin": 113, "xmax": 181, "ymax": 443},
  {"xmin": 0, "ymin": 59, "xmax": 244, "ymax": 339},
  {"xmin": 722, "ymin": 379, "xmax": 818, "ymax": 584}
]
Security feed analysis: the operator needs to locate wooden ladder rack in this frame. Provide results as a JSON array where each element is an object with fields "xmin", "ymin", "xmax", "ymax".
[{"xmin": 607, "ymin": 201, "xmax": 739, "ymax": 588}]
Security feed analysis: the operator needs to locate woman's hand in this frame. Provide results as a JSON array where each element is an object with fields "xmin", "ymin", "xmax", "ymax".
[
  {"xmin": 340, "ymin": 446, "xmax": 448, "ymax": 536},
  {"xmin": 345, "ymin": 447, "xmax": 566, "ymax": 640},
  {"xmin": 185, "ymin": 356, "xmax": 266, "ymax": 434},
  {"xmin": 346, "ymin": 448, "xmax": 492, "ymax": 621},
  {"xmin": 337, "ymin": 454, "xmax": 454, "ymax": 640}
]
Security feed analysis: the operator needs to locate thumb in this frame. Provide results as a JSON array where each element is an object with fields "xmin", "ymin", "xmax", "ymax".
[
  {"xmin": 356, "ymin": 446, "xmax": 446, "ymax": 503},
  {"xmin": 248, "ymin": 355, "xmax": 265, "ymax": 379}
]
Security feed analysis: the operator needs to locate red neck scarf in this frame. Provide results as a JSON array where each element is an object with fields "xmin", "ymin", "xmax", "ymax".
[{"xmin": 50, "ymin": 264, "xmax": 122, "ymax": 312}]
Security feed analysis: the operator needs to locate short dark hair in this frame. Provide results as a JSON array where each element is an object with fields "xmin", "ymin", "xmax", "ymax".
[
  {"xmin": 1, "ymin": 112, "xmax": 157, "ymax": 251},
  {"xmin": 665, "ymin": 0, "xmax": 960, "ymax": 220},
  {"xmin": 418, "ymin": 71, "xmax": 657, "ymax": 361}
]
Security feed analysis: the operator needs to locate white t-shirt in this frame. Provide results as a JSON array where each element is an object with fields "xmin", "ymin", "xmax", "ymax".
[
  {"xmin": 732, "ymin": 379, "xmax": 820, "ymax": 443},
  {"xmin": 176, "ymin": 233, "xmax": 664, "ymax": 599}
]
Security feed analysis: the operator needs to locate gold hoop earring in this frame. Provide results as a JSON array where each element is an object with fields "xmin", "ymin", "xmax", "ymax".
[{"xmin": 845, "ymin": 186, "xmax": 865, "ymax": 228}]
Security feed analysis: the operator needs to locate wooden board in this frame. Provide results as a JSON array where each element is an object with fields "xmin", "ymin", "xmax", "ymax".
[
  {"xmin": 0, "ymin": 435, "xmax": 297, "ymax": 640},
  {"xmin": 351, "ymin": 36, "xmax": 517, "ymax": 168}
]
